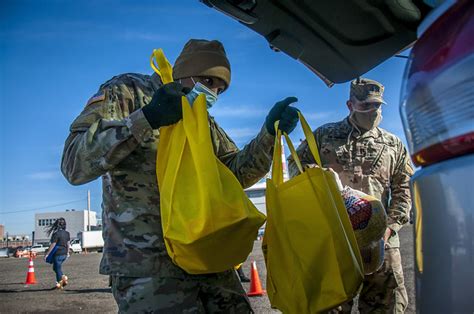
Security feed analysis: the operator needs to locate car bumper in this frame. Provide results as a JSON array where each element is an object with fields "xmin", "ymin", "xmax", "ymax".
[{"xmin": 411, "ymin": 153, "xmax": 474, "ymax": 313}]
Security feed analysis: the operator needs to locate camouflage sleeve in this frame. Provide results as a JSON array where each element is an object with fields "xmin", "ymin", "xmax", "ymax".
[
  {"xmin": 61, "ymin": 81, "xmax": 153, "ymax": 185},
  {"xmin": 216, "ymin": 124, "xmax": 275, "ymax": 189},
  {"xmin": 387, "ymin": 142, "xmax": 414, "ymax": 232},
  {"xmin": 288, "ymin": 128, "xmax": 319, "ymax": 178}
]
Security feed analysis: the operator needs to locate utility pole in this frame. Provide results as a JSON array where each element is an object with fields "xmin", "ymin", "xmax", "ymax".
[
  {"xmin": 87, "ymin": 190, "xmax": 91, "ymax": 232},
  {"xmin": 6, "ymin": 232, "xmax": 9, "ymax": 257}
]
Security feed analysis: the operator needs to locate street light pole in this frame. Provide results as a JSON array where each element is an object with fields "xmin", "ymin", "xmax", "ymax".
[{"xmin": 87, "ymin": 190, "xmax": 91, "ymax": 232}]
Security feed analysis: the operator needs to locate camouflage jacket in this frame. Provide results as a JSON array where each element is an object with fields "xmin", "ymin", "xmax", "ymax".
[
  {"xmin": 61, "ymin": 73, "xmax": 275, "ymax": 276},
  {"xmin": 288, "ymin": 118, "xmax": 413, "ymax": 247}
]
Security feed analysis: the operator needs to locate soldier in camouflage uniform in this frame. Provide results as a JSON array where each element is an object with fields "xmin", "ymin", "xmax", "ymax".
[
  {"xmin": 289, "ymin": 78, "xmax": 413, "ymax": 313},
  {"xmin": 61, "ymin": 39, "xmax": 299, "ymax": 313}
]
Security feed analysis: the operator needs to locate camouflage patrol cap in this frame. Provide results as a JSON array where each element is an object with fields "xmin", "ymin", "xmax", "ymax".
[
  {"xmin": 350, "ymin": 77, "xmax": 386, "ymax": 104},
  {"xmin": 173, "ymin": 39, "xmax": 231, "ymax": 90}
]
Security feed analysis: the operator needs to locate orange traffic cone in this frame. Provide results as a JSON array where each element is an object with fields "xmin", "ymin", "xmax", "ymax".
[
  {"xmin": 247, "ymin": 261, "xmax": 266, "ymax": 297},
  {"xmin": 25, "ymin": 258, "xmax": 37, "ymax": 284}
]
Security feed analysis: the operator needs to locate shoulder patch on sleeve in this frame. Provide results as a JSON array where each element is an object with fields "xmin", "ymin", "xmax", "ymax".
[{"xmin": 86, "ymin": 91, "xmax": 106, "ymax": 107}]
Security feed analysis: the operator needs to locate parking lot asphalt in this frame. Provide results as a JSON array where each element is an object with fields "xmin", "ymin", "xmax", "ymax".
[{"xmin": 0, "ymin": 225, "xmax": 414, "ymax": 313}]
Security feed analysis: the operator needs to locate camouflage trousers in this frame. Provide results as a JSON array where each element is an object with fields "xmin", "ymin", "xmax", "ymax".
[
  {"xmin": 110, "ymin": 269, "xmax": 253, "ymax": 313},
  {"xmin": 335, "ymin": 247, "xmax": 408, "ymax": 313}
]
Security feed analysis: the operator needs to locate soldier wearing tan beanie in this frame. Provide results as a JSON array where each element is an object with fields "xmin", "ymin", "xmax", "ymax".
[
  {"xmin": 63, "ymin": 38, "xmax": 300, "ymax": 313},
  {"xmin": 173, "ymin": 39, "xmax": 231, "ymax": 91}
]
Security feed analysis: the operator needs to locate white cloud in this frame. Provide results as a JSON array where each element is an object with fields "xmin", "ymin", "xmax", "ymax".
[
  {"xmin": 225, "ymin": 127, "xmax": 259, "ymax": 139},
  {"xmin": 212, "ymin": 105, "xmax": 267, "ymax": 118},
  {"xmin": 304, "ymin": 111, "xmax": 334, "ymax": 121},
  {"xmin": 27, "ymin": 171, "xmax": 60, "ymax": 180},
  {"xmin": 119, "ymin": 31, "xmax": 179, "ymax": 42},
  {"xmin": 114, "ymin": 4, "xmax": 213, "ymax": 17},
  {"xmin": 234, "ymin": 30, "xmax": 259, "ymax": 40}
]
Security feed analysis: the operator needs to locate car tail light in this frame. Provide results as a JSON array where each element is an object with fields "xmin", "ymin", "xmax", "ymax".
[{"xmin": 400, "ymin": 0, "xmax": 474, "ymax": 167}]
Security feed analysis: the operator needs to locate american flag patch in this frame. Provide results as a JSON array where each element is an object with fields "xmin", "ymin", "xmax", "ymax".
[{"xmin": 86, "ymin": 91, "xmax": 106, "ymax": 106}]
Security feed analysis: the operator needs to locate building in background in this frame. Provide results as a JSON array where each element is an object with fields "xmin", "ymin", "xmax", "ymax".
[
  {"xmin": 0, "ymin": 233, "xmax": 31, "ymax": 248},
  {"xmin": 34, "ymin": 209, "xmax": 99, "ymax": 244},
  {"xmin": 0, "ymin": 224, "xmax": 4, "ymax": 239},
  {"xmin": 245, "ymin": 181, "xmax": 266, "ymax": 215}
]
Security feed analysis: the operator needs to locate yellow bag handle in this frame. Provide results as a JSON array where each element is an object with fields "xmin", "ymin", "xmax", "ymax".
[
  {"xmin": 413, "ymin": 182, "xmax": 424, "ymax": 273},
  {"xmin": 271, "ymin": 112, "xmax": 323, "ymax": 185},
  {"xmin": 150, "ymin": 48, "xmax": 174, "ymax": 84},
  {"xmin": 271, "ymin": 123, "xmax": 288, "ymax": 185},
  {"xmin": 271, "ymin": 128, "xmax": 301, "ymax": 185},
  {"xmin": 298, "ymin": 112, "xmax": 322, "ymax": 167}
]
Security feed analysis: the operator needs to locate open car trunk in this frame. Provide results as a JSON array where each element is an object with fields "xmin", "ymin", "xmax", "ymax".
[{"xmin": 201, "ymin": 0, "xmax": 432, "ymax": 85}]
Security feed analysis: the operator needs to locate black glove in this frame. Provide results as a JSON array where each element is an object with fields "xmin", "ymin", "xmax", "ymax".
[
  {"xmin": 142, "ymin": 82, "xmax": 189, "ymax": 129},
  {"xmin": 265, "ymin": 97, "xmax": 299, "ymax": 135}
]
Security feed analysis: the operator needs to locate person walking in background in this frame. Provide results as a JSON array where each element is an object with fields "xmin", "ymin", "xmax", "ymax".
[{"xmin": 44, "ymin": 218, "xmax": 71, "ymax": 289}]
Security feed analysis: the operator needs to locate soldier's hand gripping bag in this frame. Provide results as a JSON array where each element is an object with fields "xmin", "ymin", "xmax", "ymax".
[
  {"xmin": 152, "ymin": 49, "xmax": 266, "ymax": 274},
  {"xmin": 263, "ymin": 112, "xmax": 364, "ymax": 313}
]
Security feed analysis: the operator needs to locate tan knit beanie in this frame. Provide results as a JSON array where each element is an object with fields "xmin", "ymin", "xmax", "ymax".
[{"xmin": 173, "ymin": 39, "xmax": 231, "ymax": 89}]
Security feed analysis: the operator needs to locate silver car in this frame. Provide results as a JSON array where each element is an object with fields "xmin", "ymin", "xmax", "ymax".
[
  {"xmin": 400, "ymin": 1, "xmax": 474, "ymax": 312},
  {"xmin": 30, "ymin": 244, "xmax": 47, "ymax": 254},
  {"xmin": 0, "ymin": 247, "xmax": 9, "ymax": 258}
]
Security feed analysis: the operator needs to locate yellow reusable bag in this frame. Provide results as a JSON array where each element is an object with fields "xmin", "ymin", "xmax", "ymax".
[
  {"xmin": 152, "ymin": 49, "xmax": 266, "ymax": 274},
  {"xmin": 263, "ymin": 113, "xmax": 364, "ymax": 313}
]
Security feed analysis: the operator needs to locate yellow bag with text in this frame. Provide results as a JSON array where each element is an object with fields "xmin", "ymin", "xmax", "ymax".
[
  {"xmin": 263, "ymin": 113, "xmax": 364, "ymax": 313},
  {"xmin": 152, "ymin": 49, "xmax": 266, "ymax": 274}
]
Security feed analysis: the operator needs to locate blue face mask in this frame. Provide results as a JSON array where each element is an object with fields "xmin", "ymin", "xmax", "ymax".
[{"xmin": 185, "ymin": 82, "xmax": 218, "ymax": 109}]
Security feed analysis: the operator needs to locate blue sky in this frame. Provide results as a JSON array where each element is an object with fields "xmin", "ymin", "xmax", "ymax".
[{"xmin": 0, "ymin": 0, "xmax": 409, "ymax": 235}]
